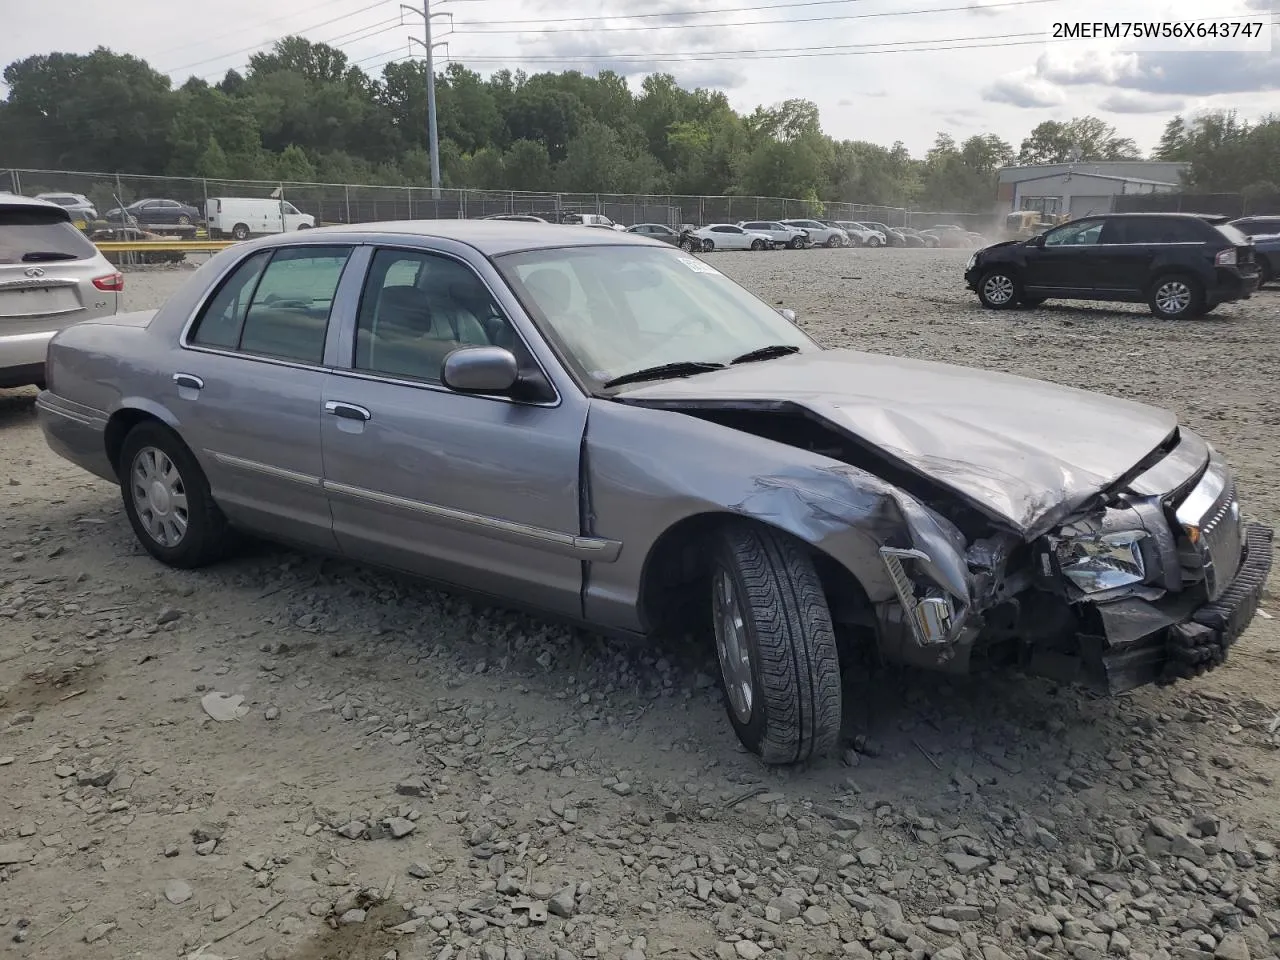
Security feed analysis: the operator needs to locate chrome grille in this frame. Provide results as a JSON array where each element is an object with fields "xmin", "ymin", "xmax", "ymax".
[{"xmin": 1175, "ymin": 454, "xmax": 1244, "ymax": 600}]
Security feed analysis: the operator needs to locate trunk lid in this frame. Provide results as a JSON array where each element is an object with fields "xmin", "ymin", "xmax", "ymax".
[{"xmin": 616, "ymin": 348, "xmax": 1180, "ymax": 537}]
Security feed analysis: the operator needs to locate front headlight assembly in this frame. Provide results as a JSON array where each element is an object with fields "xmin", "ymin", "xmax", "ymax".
[{"xmin": 1050, "ymin": 530, "xmax": 1149, "ymax": 594}]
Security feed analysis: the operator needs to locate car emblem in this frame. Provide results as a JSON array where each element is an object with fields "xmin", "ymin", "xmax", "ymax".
[{"xmin": 24, "ymin": 266, "xmax": 46, "ymax": 278}]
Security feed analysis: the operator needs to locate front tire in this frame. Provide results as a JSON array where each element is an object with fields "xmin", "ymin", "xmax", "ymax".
[
  {"xmin": 825, "ymin": 235, "xmax": 842, "ymax": 248},
  {"xmin": 680, "ymin": 237, "xmax": 696, "ymax": 252},
  {"xmin": 789, "ymin": 236, "xmax": 804, "ymax": 250},
  {"xmin": 118, "ymin": 421, "xmax": 234, "ymax": 569},
  {"xmin": 750, "ymin": 239, "xmax": 765, "ymax": 251},
  {"xmin": 1258, "ymin": 256, "xmax": 1273, "ymax": 288},
  {"xmin": 711, "ymin": 522, "xmax": 842, "ymax": 765},
  {"xmin": 868, "ymin": 235, "xmax": 882, "ymax": 247},
  {"xmin": 977, "ymin": 268, "xmax": 1021, "ymax": 309},
  {"xmin": 1149, "ymin": 273, "xmax": 1204, "ymax": 320},
  {"xmin": 702, "ymin": 239, "xmax": 714, "ymax": 252}
]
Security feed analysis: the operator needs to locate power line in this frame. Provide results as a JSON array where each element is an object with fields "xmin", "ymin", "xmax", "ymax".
[
  {"xmin": 161, "ymin": 0, "xmax": 389, "ymax": 74},
  {"xmin": 154, "ymin": 0, "xmax": 361, "ymax": 59},
  {"xmin": 193, "ymin": 18, "xmax": 410, "ymax": 79},
  {"xmin": 444, "ymin": 0, "xmax": 1004, "ymax": 26},
  {"xmin": 449, "ymin": 0, "xmax": 1064, "ymax": 35}
]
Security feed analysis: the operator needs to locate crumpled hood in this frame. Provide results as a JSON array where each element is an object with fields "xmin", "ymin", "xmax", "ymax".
[{"xmin": 617, "ymin": 348, "xmax": 1180, "ymax": 536}]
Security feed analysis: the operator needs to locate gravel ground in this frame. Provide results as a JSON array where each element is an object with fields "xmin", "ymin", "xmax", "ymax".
[{"xmin": 1, "ymin": 249, "xmax": 1278, "ymax": 960}]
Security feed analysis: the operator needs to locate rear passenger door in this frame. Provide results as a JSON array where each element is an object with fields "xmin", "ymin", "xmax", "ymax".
[
  {"xmin": 174, "ymin": 244, "xmax": 356, "ymax": 551},
  {"xmin": 318, "ymin": 245, "xmax": 590, "ymax": 617}
]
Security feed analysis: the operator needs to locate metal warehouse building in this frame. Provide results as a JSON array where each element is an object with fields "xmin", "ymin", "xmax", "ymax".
[{"xmin": 996, "ymin": 161, "xmax": 1189, "ymax": 221}]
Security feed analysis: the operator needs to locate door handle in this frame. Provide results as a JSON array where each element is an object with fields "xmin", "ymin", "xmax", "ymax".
[
  {"xmin": 324, "ymin": 400, "xmax": 371, "ymax": 422},
  {"xmin": 173, "ymin": 373, "xmax": 204, "ymax": 390}
]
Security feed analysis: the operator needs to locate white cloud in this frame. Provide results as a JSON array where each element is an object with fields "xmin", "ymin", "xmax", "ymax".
[
  {"xmin": 1096, "ymin": 90, "xmax": 1187, "ymax": 112},
  {"xmin": 981, "ymin": 72, "xmax": 1068, "ymax": 108}
]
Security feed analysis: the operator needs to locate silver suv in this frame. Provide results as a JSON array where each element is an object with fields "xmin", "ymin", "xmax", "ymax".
[
  {"xmin": 1, "ymin": 196, "xmax": 121, "ymax": 389},
  {"xmin": 779, "ymin": 219, "xmax": 848, "ymax": 247}
]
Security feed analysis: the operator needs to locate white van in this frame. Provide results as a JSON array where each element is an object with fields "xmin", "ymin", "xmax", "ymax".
[{"xmin": 206, "ymin": 197, "xmax": 315, "ymax": 240}]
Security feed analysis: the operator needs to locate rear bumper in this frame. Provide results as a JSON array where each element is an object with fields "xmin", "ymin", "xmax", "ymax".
[
  {"xmin": 0, "ymin": 331, "xmax": 55, "ymax": 387},
  {"xmin": 1089, "ymin": 524, "xmax": 1273, "ymax": 693},
  {"xmin": 35, "ymin": 390, "xmax": 118, "ymax": 483},
  {"xmin": 1209, "ymin": 266, "xmax": 1260, "ymax": 305}
]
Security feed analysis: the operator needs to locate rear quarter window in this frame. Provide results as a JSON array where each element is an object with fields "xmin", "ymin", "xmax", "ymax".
[
  {"xmin": 1215, "ymin": 223, "xmax": 1251, "ymax": 246},
  {"xmin": 0, "ymin": 210, "xmax": 97, "ymax": 265}
]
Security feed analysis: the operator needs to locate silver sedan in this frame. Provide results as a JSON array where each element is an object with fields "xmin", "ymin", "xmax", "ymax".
[{"xmin": 35, "ymin": 221, "xmax": 1273, "ymax": 764}]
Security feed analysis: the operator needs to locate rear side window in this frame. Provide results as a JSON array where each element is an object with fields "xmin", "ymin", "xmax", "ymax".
[
  {"xmin": 188, "ymin": 246, "xmax": 352, "ymax": 363},
  {"xmin": 1215, "ymin": 223, "xmax": 1251, "ymax": 246},
  {"xmin": 0, "ymin": 210, "xmax": 97, "ymax": 264}
]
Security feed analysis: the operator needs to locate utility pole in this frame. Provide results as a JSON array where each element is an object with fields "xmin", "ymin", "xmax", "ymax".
[{"xmin": 402, "ymin": 1, "xmax": 452, "ymax": 197}]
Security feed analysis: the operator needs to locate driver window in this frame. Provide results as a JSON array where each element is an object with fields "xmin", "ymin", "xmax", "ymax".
[
  {"xmin": 353, "ymin": 248, "xmax": 514, "ymax": 384},
  {"xmin": 1044, "ymin": 221, "xmax": 1104, "ymax": 246}
]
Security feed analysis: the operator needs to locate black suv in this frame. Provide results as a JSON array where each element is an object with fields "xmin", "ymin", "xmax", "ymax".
[{"xmin": 964, "ymin": 213, "xmax": 1259, "ymax": 320}]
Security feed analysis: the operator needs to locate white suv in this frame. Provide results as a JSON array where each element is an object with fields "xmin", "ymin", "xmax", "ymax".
[
  {"xmin": 780, "ymin": 219, "xmax": 848, "ymax": 248},
  {"xmin": 737, "ymin": 221, "xmax": 808, "ymax": 249},
  {"xmin": 1, "ymin": 196, "xmax": 121, "ymax": 389}
]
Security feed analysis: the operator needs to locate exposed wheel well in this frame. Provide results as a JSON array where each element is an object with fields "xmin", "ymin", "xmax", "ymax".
[
  {"xmin": 104, "ymin": 409, "xmax": 164, "ymax": 477},
  {"xmin": 637, "ymin": 512, "xmax": 874, "ymax": 637}
]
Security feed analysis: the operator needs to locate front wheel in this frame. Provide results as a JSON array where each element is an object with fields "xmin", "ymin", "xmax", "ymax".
[
  {"xmin": 711, "ymin": 522, "xmax": 842, "ymax": 765},
  {"xmin": 825, "ymin": 235, "xmax": 842, "ymax": 248},
  {"xmin": 789, "ymin": 236, "xmax": 804, "ymax": 250},
  {"xmin": 977, "ymin": 268, "xmax": 1021, "ymax": 309},
  {"xmin": 868, "ymin": 235, "xmax": 882, "ymax": 247},
  {"xmin": 119, "ymin": 421, "xmax": 235, "ymax": 569},
  {"xmin": 702, "ymin": 239, "xmax": 714, "ymax": 252},
  {"xmin": 1257, "ymin": 256, "xmax": 1273, "ymax": 288},
  {"xmin": 680, "ymin": 237, "xmax": 696, "ymax": 252},
  {"xmin": 750, "ymin": 239, "xmax": 765, "ymax": 251},
  {"xmin": 1149, "ymin": 273, "xmax": 1204, "ymax": 320},
  {"xmin": 231, "ymin": 223, "xmax": 250, "ymax": 241}
]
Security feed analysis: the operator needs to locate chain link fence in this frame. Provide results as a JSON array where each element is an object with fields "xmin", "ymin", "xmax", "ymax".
[{"xmin": 2, "ymin": 167, "xmax": 988, "ymax": 234}]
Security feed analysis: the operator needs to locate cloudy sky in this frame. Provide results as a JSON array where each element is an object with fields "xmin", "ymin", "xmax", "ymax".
[{"xmin": 3, "ymin": 0, "xmax": 1277, "ymax": 157}]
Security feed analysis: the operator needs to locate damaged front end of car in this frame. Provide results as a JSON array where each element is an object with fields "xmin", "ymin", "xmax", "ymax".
[{"xmin": 875, "ymin": 443, "xmax": 1274, "ymax": 694}]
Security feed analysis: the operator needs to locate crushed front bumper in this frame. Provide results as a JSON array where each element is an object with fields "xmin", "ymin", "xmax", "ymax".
[{"xmin": 1088, "ymin": 524, "xmax": 1273, "ymax": 693}]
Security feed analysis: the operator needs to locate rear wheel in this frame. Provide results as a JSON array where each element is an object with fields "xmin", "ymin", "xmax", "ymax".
[
  {"xmin": 118, "ymin": 421, "xmax": 234, "ymax": 569},
  {"xmin": 977, "ymin": 268, "xmax": 1021, "ymax": 309},
  {"xmin": 1149, "ymin": 273, "xmax": 1204, "ymax": 320},
  {"xmin": 680, "ymin": 237, "xmax": 696, "ymax": 252},
  {"xmin": 711, "ymin": 521, "xmax": 842, "ymax": 765},
  {"xmin": 178, "ymin": 215, "xmax": 191, "ymax": 226},
  {"xmin": 1258, "ymin": 255, "xmax": 1273, "ymax": 287}
]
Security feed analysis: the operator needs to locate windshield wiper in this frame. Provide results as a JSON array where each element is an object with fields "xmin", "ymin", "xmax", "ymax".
[
  {"xmin": 21, "ymin": 251, "xmax": 79, "ymax": 262},
  {"xmin": 602, "ymin": 361, "xmax": 726, "ymax": 389},
  {"xmin": 730, "ymin": 344, "xmax": 800, "ymax": 364}
]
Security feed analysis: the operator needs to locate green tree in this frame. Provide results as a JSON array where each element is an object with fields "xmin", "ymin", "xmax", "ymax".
[{"xmin": 1018, "ymin": 117, "xmax": 1141, "ymax": 164}]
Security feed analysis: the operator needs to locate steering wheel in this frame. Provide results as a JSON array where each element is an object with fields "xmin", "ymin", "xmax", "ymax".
[{"xmin": 667, "ymin": 314, "xmax": 714, "ymax": 337}]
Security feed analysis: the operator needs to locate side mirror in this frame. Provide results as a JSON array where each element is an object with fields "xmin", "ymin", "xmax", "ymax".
[
  {"xmin": 1029, "ymin": 234, "xmax": 1046, "ymax": 247},
  {"xmin": 441, "ymin": 346, "xmax": 519, "ymax": 394},
  {"xmin": 777, "ymin": 307, "xmax": 798, "ymax": 323}
]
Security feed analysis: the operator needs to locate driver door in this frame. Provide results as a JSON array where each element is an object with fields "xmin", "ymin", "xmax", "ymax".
[
  {"xmin": 1022, "ymin": 218, "xmax": 1105, "ymax": 295},
  {"xmin": 319, "ymin": 245, "xmax": 590, "ymax": 617}
]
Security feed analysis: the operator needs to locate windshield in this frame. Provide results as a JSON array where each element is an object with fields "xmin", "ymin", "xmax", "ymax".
[{"xmin": 494, "ymin": 245, "xmax": 815, "ymax": 386}]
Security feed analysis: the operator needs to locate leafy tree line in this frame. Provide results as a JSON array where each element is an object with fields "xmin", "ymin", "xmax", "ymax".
[{"xmin": 1, "ymin": 39, "xmax": 1275, "ymax": 208}]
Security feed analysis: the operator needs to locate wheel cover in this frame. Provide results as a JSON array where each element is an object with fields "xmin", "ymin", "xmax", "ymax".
[
  {"xmin": 712, "ymin": 569, "xmax": 754, "ymax": 724},
  {"xmin": 131, "ymin": 446, "xmax": 189, "ymax": 547},
  {"xmin": 1155, "ymin": 280, "xmax": 1191, "ymax": 314},
  {"xmin": 982, "ymin": 273, "xmax": 1015, "ymax": 304}
]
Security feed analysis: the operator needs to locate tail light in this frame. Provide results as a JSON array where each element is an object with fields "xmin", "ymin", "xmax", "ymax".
[
  {"xmin": 93, "ymin": 272, "xmax": 125, "ymax": 291},
  {"xmin": 1215, "ymin": 248, "xmax": 1237, "ymax": 266}
]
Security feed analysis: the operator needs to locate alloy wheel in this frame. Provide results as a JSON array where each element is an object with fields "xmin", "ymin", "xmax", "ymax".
[{"xmin": 712, "ymin": 568, "xmax": 754, "ymax": 724}]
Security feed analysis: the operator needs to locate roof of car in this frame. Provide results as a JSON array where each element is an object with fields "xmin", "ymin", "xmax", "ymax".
[
  {"xmin": 276, "ymin": 218, "xmax": 666, "ymax": 254},
  {"xmin": 0, "ymin": 194, "xmax": 72, "ymax": 220}
]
